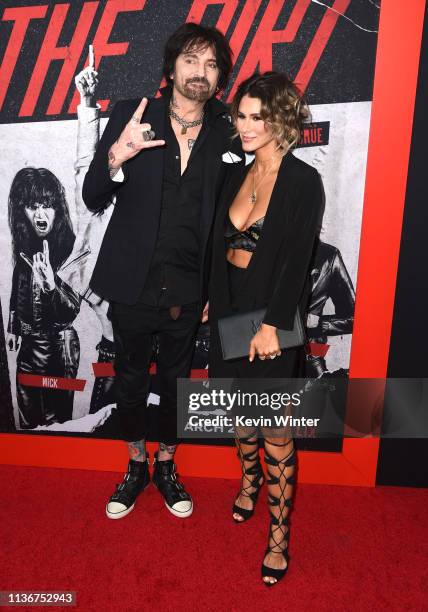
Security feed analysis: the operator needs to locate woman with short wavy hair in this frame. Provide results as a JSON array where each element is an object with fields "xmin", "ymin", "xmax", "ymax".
[
  {"xmin": 230, "ymin": 71, "xmax": 310, "ymax": 151},
  {"xmin": 209, "ymin": 71, "xmax": 323, "ymax": 586}
]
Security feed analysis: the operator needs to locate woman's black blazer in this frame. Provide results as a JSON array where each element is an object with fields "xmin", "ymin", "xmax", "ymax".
[{"xmin": 209, "ymin": 151, "xmax": 324, "ymax": 330}]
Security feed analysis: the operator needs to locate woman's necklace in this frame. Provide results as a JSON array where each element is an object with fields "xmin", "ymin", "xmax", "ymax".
[
  {"xmin": 169, "ymin": 105, "xmax": 204, "ymax": 134},
  {"xmin": 250, "ymin": 156, "xmax": 280, "ymax": 204}
]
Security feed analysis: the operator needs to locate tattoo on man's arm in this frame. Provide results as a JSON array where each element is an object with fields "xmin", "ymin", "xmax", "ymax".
[
  {"xmin": 127, "ymin": 440, "xmax": 146, "ymax": 461},
  {"xmin": 109, "ymin": 168, "xmax": 120, "ymax": 178},
  {"xmin": 108, "ymin": 149, "xmax": 120, "ymax": 178}
]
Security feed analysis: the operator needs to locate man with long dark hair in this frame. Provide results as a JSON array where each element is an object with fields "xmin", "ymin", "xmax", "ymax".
[
  {"xmin": 83, "ymin": 23, "xmax": 241, "ymax": 519},
  {"xmin": 7, "ymin": 167, "xmax": 81, "ymax": 428}
]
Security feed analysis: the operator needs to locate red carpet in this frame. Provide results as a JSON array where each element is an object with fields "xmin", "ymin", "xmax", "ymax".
[{"xmin": 0, "ymin": 464, "xmax": 427, "ymax": 611}]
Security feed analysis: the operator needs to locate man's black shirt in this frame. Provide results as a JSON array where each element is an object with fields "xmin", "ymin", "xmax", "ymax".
[{"xmin": 137, "ymin": 99, "xmax": 213, "ymax": 308}]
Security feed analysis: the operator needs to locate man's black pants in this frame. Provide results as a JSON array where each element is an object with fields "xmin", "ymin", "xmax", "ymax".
[{"xmin": 109, "ymin": 300, "xmax": 200, "ymax": 445}]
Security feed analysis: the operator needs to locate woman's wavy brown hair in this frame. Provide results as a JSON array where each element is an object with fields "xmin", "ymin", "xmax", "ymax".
[{"xmin": 230, "ymin": 71, "xmax": 310, "ymax": 152}]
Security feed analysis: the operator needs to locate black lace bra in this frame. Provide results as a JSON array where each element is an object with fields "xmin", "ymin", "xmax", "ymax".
[{"xmin": 224, "ymin": 214, "xmax": 265, "ymax": 253}]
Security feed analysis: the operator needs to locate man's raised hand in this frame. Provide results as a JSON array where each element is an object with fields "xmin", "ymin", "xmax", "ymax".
[
  {"xmin": 75, "ymin": 44, "xmax": 99, "ymax": 107},
  {"xmin": 108, "ymin": 97, "xmax": 165, "ymax": 171}
]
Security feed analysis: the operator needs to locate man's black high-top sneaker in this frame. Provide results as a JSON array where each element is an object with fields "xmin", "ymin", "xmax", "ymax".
[
  {"xmin": 106, "ymin": 456, "xmax": 150, "ymax": 519},
  {"xmin": 152, "ymin": 452, "xmax": 193, "ymax": 518}
]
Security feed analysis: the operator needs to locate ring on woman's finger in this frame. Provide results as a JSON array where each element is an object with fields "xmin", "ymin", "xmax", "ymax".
[
  {"xmin": 142, "ymin": 128, "xmax": 155, "ymax": 142},
  {"xmin": 269, "ymin": 354, "xmax": 276, "ymax": 359}
]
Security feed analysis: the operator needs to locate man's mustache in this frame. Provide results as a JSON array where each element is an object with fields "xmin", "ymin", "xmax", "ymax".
[{"xmin": 186, "ymin": 77, "xmax": 209, "ymax": 87}]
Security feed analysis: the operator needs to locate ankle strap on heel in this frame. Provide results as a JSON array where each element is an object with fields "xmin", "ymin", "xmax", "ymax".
[{"xmin": 264, "ymin": 450, "xmax": 296, "ymax": 467}]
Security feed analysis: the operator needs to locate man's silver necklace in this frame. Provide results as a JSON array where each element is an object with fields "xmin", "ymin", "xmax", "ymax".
[{"xmin": 169, "ymin": 105, "xmax": 204, "ymax": 135}]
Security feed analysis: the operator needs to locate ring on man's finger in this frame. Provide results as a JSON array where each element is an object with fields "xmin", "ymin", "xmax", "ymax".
[
  {"xmin": 142, "ymin": 129, "xmax": 155, "ymax": 142},
  {"xmin": 131, "ymin": 115, "xmax": 140, "ymax": 123},
  {"xmin": 269, "ymin": 354, "xmax": 276, "ymax": 359}
]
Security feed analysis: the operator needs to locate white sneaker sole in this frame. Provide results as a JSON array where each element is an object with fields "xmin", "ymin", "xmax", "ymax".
[
  {"xmin": 164, "ymin": 501, "xmax": 193, "ymax": 518},
  {"xmin": 105, "ymin": 502, "xmax": 135, "ymax": 520}
]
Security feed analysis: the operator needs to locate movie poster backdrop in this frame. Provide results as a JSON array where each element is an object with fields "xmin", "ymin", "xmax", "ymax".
[{"xmin": 0, "ymin": 0, "xmax": 380, "ymax": 449}]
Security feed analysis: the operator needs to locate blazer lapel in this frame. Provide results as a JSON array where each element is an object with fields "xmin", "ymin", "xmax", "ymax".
[
  {"xmin": 201, "ymin": 151, "xmax": 250, "ymax": 257},
  {"xmin": 144, "ymin": 95, "xmax": 167, "ymax": 165},
  {"xmin": 218, "ymin": 160, "xmax": 254, "ymax": 226},
  {"xmin": 241, "ymin": 152, "xmax": 295, "ymax": 279},
  {"xmin": 130, "ymin": 96, "xmax": 166, "ymax": 223}
]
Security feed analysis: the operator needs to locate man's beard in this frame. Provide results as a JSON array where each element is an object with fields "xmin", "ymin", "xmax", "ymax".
[{"xmin": 179, "ymin": 78, "xmax": 213, "ymax": 102}]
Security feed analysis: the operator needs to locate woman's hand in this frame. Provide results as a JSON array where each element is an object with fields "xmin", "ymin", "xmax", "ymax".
[{"xmin": 249, "ymin": 323, "xmax": 282, "ymax": 362}]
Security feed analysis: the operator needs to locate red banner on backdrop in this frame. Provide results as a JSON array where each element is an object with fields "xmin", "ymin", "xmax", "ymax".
[
  {"xmin": 91, "ymin": 362, "xmax": 208, "ymax": 378},
  {"xmin": 17, "ymin": 373, "xmax": 86, "ymax": 392}
]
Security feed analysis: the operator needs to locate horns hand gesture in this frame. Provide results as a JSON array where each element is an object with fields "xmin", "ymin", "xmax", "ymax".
[{"xmin": 108, "ymin": 97, "xmax": 165, "ymax": 171}]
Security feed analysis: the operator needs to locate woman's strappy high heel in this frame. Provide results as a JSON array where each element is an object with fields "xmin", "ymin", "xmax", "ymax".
[
  {"xmin": 261, "ymin": 439, "xmax": 296, "ymax": 586},
  {"xmin": 232, "ymin": 435, "xmax": 264, "ymax": 523}
]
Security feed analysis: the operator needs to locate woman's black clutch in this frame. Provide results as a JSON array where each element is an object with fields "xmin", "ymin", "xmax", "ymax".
[{"xmin": 217, "ymin": 308, "xmax": 305, "ymax": 361}]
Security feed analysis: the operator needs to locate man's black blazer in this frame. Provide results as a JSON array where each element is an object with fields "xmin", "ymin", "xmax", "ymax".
[{"xmin": 82, "ymin": 88, "xmax": 241, "ymax": 306}]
